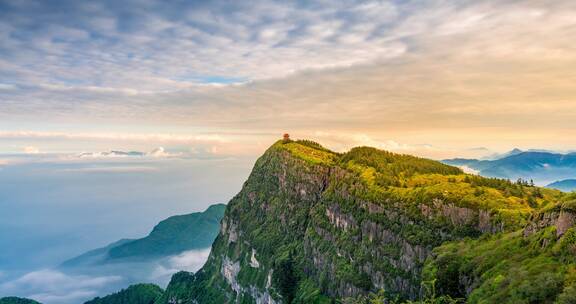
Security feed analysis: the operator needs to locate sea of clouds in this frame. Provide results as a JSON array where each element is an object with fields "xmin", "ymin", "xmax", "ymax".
[
  {"xmin": 0, "ymin": 249, "xmax": 211, "ymax": 304},
  {"xmin": 0, "ymin": 151, "xmax": 249, "ymax": 303}
]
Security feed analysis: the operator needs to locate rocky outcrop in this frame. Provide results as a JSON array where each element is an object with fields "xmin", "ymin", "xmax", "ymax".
[
  {"xmin": 220, "ymin": 255, "xmax": 277, "ymax": 304},
  {"xmin": 221, "ymin": 219, "xmax": 239, "ymax": 244},
  {"xmin": 524, "ymin": 208, "xmax": 576, "ymax": 237},
  {"xmin": 326, "ymin": 204, "xmax": 358, "ymax": 231},
  {"xmin": 420, "ymin": 199, "xmax": 504, "ymax": 234},
  {"xmin": 360, "ymin": 201, "xmax": 385, "ymax": 214},
  {"xmin": 556, "ymin": 211, "xmax": 576, "ymax": 236},
  {"xmin": 221, "ymin": 256, "xmax": 241, "ymax": 294},
  {"xmin": 250, "ymin": 249, "xmax": 260, "ymax": 268}
]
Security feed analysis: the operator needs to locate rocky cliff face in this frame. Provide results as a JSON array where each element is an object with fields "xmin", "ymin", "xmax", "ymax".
[
  {"xmin": 157, "ymin": 140, "xmax": 552, "ymax": 304},
  {"xmin": 524, "ymin": 202, "xmax": 576, "ymax": 237}
]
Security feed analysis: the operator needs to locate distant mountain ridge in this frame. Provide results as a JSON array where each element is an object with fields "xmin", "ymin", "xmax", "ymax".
[
  {"xmin": 61, "ymin": 239, "xmax": 135, "ymax": 267},
  {"xmin": 547, "ymin": 179, "xmax": 576, "ymax": 192},
  {"xmin": 62, "ymin": 204, "xmax": 225, "ymax": 267},
  {"xmin": 107, "ymin": 204, "xmax": 225, "ymax": 260},
  {"xmin": 443, "ymin": 149, "xmax": 576, "ymax": 186},
  {"xmin": 0, "ymin": 298, "xmax": 41, "ymax": 304}
]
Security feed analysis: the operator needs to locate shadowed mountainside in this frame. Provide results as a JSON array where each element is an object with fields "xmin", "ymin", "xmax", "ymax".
[
  {"xmin": 62, "ymin": 204, "xmax": 226, "ymax": 267},
  {"xmin": 0, "ymin": 298, "xmax": 41, "ymax": 304}
]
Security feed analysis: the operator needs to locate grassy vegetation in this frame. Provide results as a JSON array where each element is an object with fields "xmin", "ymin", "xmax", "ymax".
[
  {"xmin": 275, "ymin": 140, "xmax": 339, "ymax": 165},
  {"xmin": 341, "ymin": 146, "xmax": 462, "ymax": 181}
]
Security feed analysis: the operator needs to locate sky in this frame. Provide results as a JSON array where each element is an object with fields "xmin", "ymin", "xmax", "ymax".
[
  {"xmin": 0, "ymin": 0, "xmax": 575, "ymax": 159},
  {"xmin": 0, "ymin": 0, "xmax": 576, "ymax": 302}
]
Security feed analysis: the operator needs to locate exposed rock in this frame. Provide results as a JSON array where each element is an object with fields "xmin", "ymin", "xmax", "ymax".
[
  {"xmin": 438, "ymin": 202, "xmax": 476, "ymax": 226},
  {"xmin": 227, "ymin": 221, "xmax": 238, "ymax": 244},
  {"xmin": 556, "ymin": 211, "xmax": 576, "ymax": 236},
  {"xmin": 421, "ymin": 199, "xmax": 504, "ymax": 234},
  {"xmin": 524, "ymin": 209, "xmax": 576, "ymax": 237},
  {"xmin": 326, "ymin": 204, "xmax": 358, "ymax": 231},
  {"xmin": 266, "ymin": 270, "xmax": 273, "ymax": 289},
  {"xmin": 250, "ymin": 248, "xmax": 260, "ymax": 268},
  {"xmin": 221, "ymin": 255, "xmax": 277, "ymax": 304},
  {"xmin": 361, "ymin": 201, "xmax": 385, "ymax": 214},
  {"xmin": 221, "ymin": 256, "xmax": 241, "ymax": 294}
]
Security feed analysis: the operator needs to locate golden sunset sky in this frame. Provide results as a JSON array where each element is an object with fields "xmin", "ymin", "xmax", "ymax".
[{"xmin": 0, "ymin": 0, "xmax": 575, "ymax": 159}]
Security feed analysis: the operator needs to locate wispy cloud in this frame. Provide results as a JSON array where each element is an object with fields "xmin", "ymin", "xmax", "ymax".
[
  {"xmin": 147, "ymin": 147, "xmax": 181, "ymax": 158},
  {"xmin": 166, "ymin": 248, "xmax": 211, "ymax": 272},
  {"xmin": 150, "ymin": 248, "xmax": 211, "ymax": 283},
  {"xmin": 458, "ymin": 165, "xmax": 480, "ymax": 175},
  {"xmin": 74, "ymin": 147, "xmax": 181, "ymax": 159},
  {"xmin": 58, "ymin": 166, "xmax": 158, "ymax": 174},
  {"xmin": 0, "ymin": 131, "xmax": 229, "ymax": 144},
  {"xmin": 0, "ymin": 130, "xmax": 273, "ymax": 158},
  {"xmin": 0, "ymin": 269, "xmax": 121, "ymax": 304},
  {"xmin": 0, "ymin": 0, "xmax": 406, "ymax": 91},
  {"xmin": 0, "ymin": 250, "xmax": 211, "ymax": 304}
]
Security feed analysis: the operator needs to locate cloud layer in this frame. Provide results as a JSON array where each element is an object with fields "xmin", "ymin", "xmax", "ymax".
[
  {"xmin": 0, "ymin": 269, "xmax": 121, "ymax": 304},
  {"xmin": 150, "ymin": 249, "xmax": 211, "ymax": 284},
  {"xmin": 0, "ymin": 248, "xmax": 212, "ymax": 304},
  {"xmin": 0, "ymin": 0, "xmax": 406, "ymax": 90}
]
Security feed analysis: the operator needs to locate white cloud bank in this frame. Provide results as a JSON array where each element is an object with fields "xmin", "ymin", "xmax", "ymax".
[
  {"xmin": 150, "ymin": 248, "xmax": 211, "ymax": 284},
  {"xmin": 0, "ymin": 269, "xmax": 121, "ymax": 304},
  {"xmin": 457, "ymin": 165, "xmax": 480, "ymax": 175},
  {"xmin": 0, "ymin": 249, "xmax": 212, "ymax": 304},
  {"xmin": 166, "ymin": 248, "xmax": 211, "ymax": 272}
]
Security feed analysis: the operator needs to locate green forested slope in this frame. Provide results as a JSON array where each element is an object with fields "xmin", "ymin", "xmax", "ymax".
[
  {"xmin": 62, "ymin": 204, "xmax": 226, "ymax": 267},
  {"xmin": 83, "ymin": 284, "xmax": 163, "ymax": 304},
  {"xmin": 0, "ymin": 298, "xmax": 41, "ymax": 304},
  {"xmin": 108, "ymin": 204, "xmax": 226, "ymax": 259}
]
